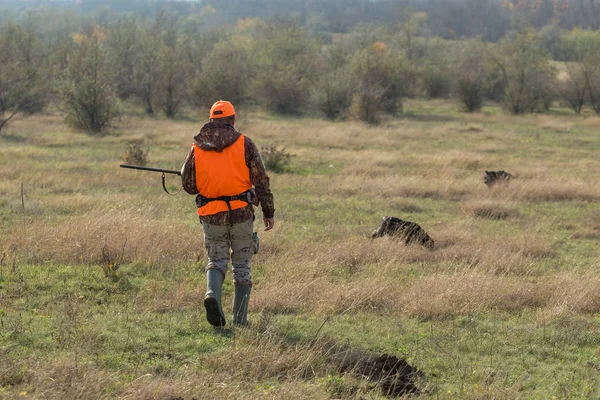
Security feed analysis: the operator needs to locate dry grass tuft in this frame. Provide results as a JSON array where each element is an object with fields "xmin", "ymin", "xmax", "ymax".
[
  {"xmin": 122, "ymin": 370, "xmax": 329, "ymax": 400},
  {"xmin": 500, "ymin": 177, "xmax": 600, "ymax": 202},
  {"xmin": 9, "ymin": 358, "xmax": 119, "ymax": 399},
  {"xmin": 3, "ymin": 211, "xmax": 203, "ymax": 267},
  {"xmin": 398, "ymin": 272, "xmax": 600, "ymax": 320},
  {"xmin": 255, "ymin": 269, "xmax": 600, "ymax": 320},
  {"xmin": 398, "ymin": 274, "xmax": 549, "ymax": 319},
  {"xmin": 464, "ymin": 199, "xmax": 521, "ymax": 220},
  {"xmin": 147, "ymin": 281, "xmax": 204, "ymax": 313},
  {"xmin": 252, "ymin": 228, "xmax": 564, "ymax": 318},
  {"xmin": 538, "ymin": 119, "xmax": 573, "ymax": 133},
  {"xmin": 327, "ymin": 173, "xmax": 477, "ymax": 201},
  {"xmin": 206, "ymin": 329, "xmax": 325, "ymax": 383}
]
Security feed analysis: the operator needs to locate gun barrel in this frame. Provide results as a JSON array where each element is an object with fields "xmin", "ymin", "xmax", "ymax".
[{"xmin": 120, "ymin": 164, "xmax": 181, "ymax": 176}]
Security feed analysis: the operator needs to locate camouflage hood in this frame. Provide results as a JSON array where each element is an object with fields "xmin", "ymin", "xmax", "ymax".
[{"xmin": 193, "ymin": 121, "xmax": 241, "ymax": 152}]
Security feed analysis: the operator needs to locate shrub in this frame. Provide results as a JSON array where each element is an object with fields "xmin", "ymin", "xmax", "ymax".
[
  {"xmin": 453, "ymin": 42, "xmax": 488, "ymax": 112},
  {"xmin": 349, "ymin": 86, "xmax": 385, "ymax": 125},
  {"xmin": 421, "ymin": 65, "xmax": 452, "ymax": 98},
  {"xmin": 455, "ymin": 74, "xmax": 484, "ymax": 112},
  {"xmin": 123, "ymin": 139, "xmax": 150, "ymax": 166},
  {"xmin": 311, "ymin": 69, "xmax": 353, "ymax": 120},
  {"xmin": 260, "ymin": 144, "xmax": 294, "ymax": 173},
  {"xmin": 100, "ymin": 240, "xmax": 125, "ymax": 281}
]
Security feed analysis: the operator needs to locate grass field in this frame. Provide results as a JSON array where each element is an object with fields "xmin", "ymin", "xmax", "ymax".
[{"xmin": 1, "ymin": 99, "xmax": 600, "ymax": 399}]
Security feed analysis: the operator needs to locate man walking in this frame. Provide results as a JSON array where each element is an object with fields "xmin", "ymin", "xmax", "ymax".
[{"xmin": 182, "ymin": 100, "xmax": 275, "ymax": 327}]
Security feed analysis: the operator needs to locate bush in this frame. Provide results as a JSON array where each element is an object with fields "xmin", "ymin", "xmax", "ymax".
[
  {"xmin": 311, "ymin": 69, "xmax": 353, "ymax": 120},
  {"xmin": 260, "ymin": 144, "xmax": 294, "ymax": 173},
  {"xmin": 349, "ymin": 86, "xmax": 385, "ymax": 125},
  {"xmin": 422, "ymin": 66, "xmax": 452, "ymax": 98},
  {"xmin": 123, "ymin": 139, "xmax": 150, "ymax": 166},
  {"xmin": 455, "ymin": 74, "xmax": 484, "ymax": 113},
  {"xmin": 453, "ymin": 42, "xmax": 488, "ymax": 113}
]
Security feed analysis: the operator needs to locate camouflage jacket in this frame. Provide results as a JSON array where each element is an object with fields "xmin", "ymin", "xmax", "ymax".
[{"xmin": 182, "ymin": 121, "xmax": 275, "ymax": 226}]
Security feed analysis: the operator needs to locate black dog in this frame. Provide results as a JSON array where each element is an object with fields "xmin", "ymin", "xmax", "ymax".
[
  {"xmin": 372, "ymin": 216, "xmax": 435, "ymax": 250},
  {"xmin": 484, "ymin": 170, "xmax": 514, "ymax": 187}
]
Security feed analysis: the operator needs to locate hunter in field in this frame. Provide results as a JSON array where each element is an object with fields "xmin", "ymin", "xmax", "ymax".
[{"xmin": 181, "ymin": 100, "xmax": 275, "ymax": 327}]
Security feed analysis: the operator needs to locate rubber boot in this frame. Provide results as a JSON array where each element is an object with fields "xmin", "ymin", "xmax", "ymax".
[
  {"xmin": 232, "ymin": 284, "xmax": 251, "ymax": 326},
  {"xmin": 204, "ymin": 269, "xmax": 226, "ymax": 327}
]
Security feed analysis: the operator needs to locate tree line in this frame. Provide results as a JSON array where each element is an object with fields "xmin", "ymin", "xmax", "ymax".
[
  {"xmin": 4, "ymin": 0, "xmax": 600, "ymax": 40},
  {"xmin": 2, "ymin": 11, "xmax": 600, "ymax": 134}
]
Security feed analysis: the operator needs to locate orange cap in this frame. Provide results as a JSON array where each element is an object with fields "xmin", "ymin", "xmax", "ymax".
[{"xmin": 210, "ymin": 100, "xmax": 235, "ymax": 119}]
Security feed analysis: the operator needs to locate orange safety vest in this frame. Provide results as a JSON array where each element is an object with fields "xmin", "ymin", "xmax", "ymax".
[{"xmin": 193, "ymin": 135, "xmax": 252, "ymax": 217}]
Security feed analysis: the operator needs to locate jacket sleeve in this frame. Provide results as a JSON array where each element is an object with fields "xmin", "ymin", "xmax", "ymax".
[
  {"xmin": 245, "ymin": 137, "xmax": 275, "ymax": 219},
  {"xmin": 181, "ymin": 146, "xmax": 199, "ymax": 195}
]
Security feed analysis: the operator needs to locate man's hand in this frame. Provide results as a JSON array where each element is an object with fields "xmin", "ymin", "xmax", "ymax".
[{"xmin": 264, "ymin": 218, "xmax": 275, "ymax": 231}]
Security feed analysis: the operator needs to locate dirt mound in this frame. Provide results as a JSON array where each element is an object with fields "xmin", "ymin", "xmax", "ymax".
[
  {"xmin": 167, "ymin": 398, "xmax": 197, "ymax": 400},
  {"xmin": 338, "ymin": 352, "xmax": 423, "ymax": 398}
]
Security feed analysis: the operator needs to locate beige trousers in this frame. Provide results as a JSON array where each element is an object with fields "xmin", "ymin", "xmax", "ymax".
[{"xmin": 202, "ymin": 219, "xmax": 254, "ymax": 286}]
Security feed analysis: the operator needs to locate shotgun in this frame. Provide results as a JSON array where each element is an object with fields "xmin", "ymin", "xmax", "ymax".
[{"xmin": 120, "ymin": 164, "xmax": 182, "ymax": 194}]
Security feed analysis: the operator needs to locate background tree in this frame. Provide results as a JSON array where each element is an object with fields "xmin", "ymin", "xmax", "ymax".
[
  {"xmin": 349, "ymin": 43, "xmax": 408, "ymax": 124},
  {"xmin": 419, "ymin": 38, "xmax": 453, "ymax": 98},
  {"xmin": 397, "ymin": 12, "xmax": 428, "ymax": 61},
  {"xmin": 560, "ymin": 29, "xmax": 600, "ymax": 114},
  {"xmin": 310, "ymin": 44, "xmax": 353, "ymax": 120},
  {"xmin": 251, "ymin": 20, "xmax": 319, "ymax": 115},
  {"xmin": 0, "ymin": 19, "xmax": 46, "ymax": 132},
  {"xmin": 105, "ymin": 16, "xmax": 139, "ymax": 100},
  {"xmin": 133, "ymin": 22, "xmax": 160, "ymax": 115},
  {"xmin": 155, "ymin": 21, "xmax": 186, "ymax": 119},
  {"xmin": 537, "ymin": 21, "xmax": 567, "ymax": 60},
  {"xmin": 556, "ymin": 63, "xmax": 587, "ymax": 114},
  {"xmin": 583, "ymin": 55, "xmax": 600, "ymax": 114},
  {"xmin": 57, "ymin": 26, "xmax": 121, "ymax": 134},
  {"xmin": 188, "ymin": 37, "xmax": 252, "ymax": 109},
  {"xmin": 453, "ymin": 40, "xmax": 488, "ymax": 112},
  {"xmin": 156, "ymin": 42, "xmax": 185, "ymax": 119},
  {"xmin": 487, "ymin": 30, "xmax": 555, "ymax": 114},
  {"xmin": 569, "ymin": 30, "xmax": 600, "ymax": 114}
]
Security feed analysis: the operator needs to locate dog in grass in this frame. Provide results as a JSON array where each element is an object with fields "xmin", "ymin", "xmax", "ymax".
[
  {"xmin": 372, "ymin": 216, "xmax": 435, "ymax": 250},
  {"xmin": 484, "ymin": 170, "xmax": 514, "ymax": 187}
]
